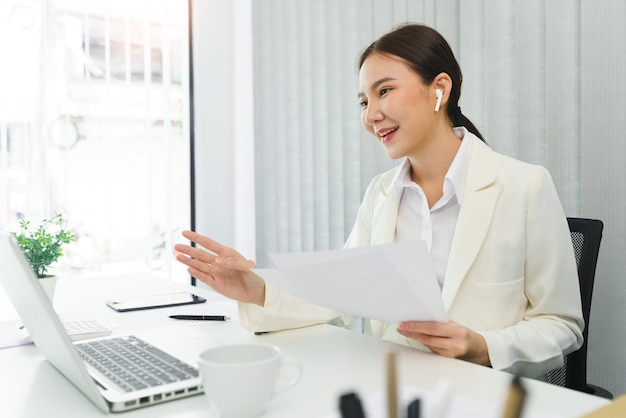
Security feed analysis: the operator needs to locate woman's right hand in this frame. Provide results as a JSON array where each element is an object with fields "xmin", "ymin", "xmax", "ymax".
[{"xmin": 174, "ymin": 230, "xmax": 266, "ymax": 306}]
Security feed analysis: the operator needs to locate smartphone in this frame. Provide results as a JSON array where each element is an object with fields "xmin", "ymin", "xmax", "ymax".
[{"xmin": 105, "ymin": 292, "xmax": 207, "ymax": 312}]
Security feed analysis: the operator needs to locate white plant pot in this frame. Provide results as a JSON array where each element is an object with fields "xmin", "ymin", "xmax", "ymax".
[{"xmin": 39, "ymin": 276, "xmax": 57, "ymax": 304}]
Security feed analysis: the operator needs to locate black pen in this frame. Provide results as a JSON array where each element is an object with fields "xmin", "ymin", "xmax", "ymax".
[{"xmin": 169, "ymin": 315, "xmax": 230, "ymax": 321}]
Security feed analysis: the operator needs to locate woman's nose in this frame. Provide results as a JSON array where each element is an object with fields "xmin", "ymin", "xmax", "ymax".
[{"xmin": 363, "ymin": 102, "xmax": 382, "ymax": 125}]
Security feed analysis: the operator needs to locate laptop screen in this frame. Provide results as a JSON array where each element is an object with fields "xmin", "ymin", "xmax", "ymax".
[{"xmin": 0, "ymin": 232, "xmax": 110, "ymax": 412}]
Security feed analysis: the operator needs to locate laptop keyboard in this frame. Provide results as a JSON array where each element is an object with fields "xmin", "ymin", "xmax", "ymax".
[
  {"xmin": 75, "ymin": 335, "xmax": 199, "ymax": 392},
  {"xmin": 63, "ymin": 319, "xmax": 113, "ymax": 341}
]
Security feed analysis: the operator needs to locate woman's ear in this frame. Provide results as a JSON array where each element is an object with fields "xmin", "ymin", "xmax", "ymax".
[
  {"xmin": 435, "ymin": 89, "xmax": 443, "ymax": 112},
  {"xmin": 432, "ymin": 73, "xmax": 453, "ymax": 111}
]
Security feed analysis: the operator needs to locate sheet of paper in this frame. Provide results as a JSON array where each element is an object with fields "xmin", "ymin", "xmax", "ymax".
[
  {"xmin": 253, "ymin": 241, "xmax": 447, "ymax": 323},
  {"xmin": 0, "ymin": 319, "xmax": 32, "ymax": 349}
]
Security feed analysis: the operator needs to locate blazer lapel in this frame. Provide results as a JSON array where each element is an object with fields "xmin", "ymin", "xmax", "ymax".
[
  {"xmin": 370, "ymin": 175, "xmax": 400, "ymax": 245},
  {"xmin": 441, "ymin": 138, "xmax": 503, "ymax": 310}
]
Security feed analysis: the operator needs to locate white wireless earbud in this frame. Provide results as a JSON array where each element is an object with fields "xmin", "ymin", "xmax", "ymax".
[{"xmin": 434, "ymin": 89, "xmax": 443, "ymax": 112}]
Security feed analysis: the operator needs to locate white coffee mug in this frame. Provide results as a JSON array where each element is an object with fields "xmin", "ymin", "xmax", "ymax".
[{"xmin": 198, "ymin": 343, "xmax": 302, "ymax": 418}]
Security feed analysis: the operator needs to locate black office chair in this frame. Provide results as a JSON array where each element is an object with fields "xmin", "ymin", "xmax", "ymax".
[{"xmin": 546, "ymin": 217, "xmax": 613, "ymax": 398}]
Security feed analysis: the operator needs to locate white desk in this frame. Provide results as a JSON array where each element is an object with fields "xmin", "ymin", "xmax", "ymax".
[{"xmin": 0, "ymin": 274, "xmax": 611, "ymax": 418}]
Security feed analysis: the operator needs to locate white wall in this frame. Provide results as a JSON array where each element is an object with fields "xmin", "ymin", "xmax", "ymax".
[
  {"xmin": 190, "ymin": 0, "xmax": 255, "ymax": 259},
  {"xmin": 580, "ymin": 1, "xmax": 626, "ymax": 397}
]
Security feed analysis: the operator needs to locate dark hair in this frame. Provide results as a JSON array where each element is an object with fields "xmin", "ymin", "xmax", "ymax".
[{"xmin": 357, "ymin": 23, "xmax": 485, "ymax": 142}]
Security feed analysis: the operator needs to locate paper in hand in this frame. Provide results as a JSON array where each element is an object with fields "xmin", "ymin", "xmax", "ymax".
[{"xmin": 252, "ymin": 241, "xmax": 447, "ymax": 323}]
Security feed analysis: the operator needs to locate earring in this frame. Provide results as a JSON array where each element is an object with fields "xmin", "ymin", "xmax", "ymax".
[{"xmin": 434, "ymin": 89, "xmax": 443, "ymax": 112}]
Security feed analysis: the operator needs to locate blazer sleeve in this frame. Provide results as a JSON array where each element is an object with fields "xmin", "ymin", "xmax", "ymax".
[
  {"xmin": 238, "ymin": 173, "xmax": 390, "ymax": 333},
  {"xmin": 238, "ymin": 282, "xmax": 351, "ymax": 333}
]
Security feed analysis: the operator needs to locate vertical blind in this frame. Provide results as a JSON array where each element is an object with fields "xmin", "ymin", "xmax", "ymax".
[
  {"xmin": 250, "ymin": 0, "xmax": 626, "ymax": 396},
  {"xmin": 251, "ymin": 0, "xmax": 581, "ymax": 265}
]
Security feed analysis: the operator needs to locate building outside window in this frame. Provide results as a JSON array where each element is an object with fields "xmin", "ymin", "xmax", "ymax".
[{"xmin": 0, "ymin": 0, "xmax": 191, "ymax": 282}]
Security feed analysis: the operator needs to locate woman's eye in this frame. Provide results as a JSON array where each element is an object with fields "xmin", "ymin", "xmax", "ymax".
[
  {"xmin": 379, "ymin": 88, "xmax": 391, "ymax": 96},
  {"xmin": 359, "ymin": 100, "xmax": 368, "ymax": 108}
]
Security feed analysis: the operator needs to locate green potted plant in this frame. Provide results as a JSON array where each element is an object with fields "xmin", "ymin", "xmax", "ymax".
[{"xmin": 12, "ymin": 212, "xmax": 74, "ymax": 300}]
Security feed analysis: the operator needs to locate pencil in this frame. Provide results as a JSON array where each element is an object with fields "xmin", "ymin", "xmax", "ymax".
[
  {"xmin": 386, "ymin": 351, "xmax": 398, "ymax": 418},
  {"xmin": 501, "ymin": 375, "xmax": 527, "ymax": 418}
]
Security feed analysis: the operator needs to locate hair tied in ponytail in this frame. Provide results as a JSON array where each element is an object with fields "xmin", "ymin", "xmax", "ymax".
[{"xmin": 453, "ymin": 106, "xmax": 462, "ymax": 124}]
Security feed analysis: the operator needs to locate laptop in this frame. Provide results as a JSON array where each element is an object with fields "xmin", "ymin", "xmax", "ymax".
[{"xmin": 0, "ymin": 231, "xmax": 213, "ymax": 413}]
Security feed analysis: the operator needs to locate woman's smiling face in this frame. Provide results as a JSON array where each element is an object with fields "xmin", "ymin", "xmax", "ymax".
[{"xmin": 359, "ymin": 52, "xmax": 438, "ymax": 160}]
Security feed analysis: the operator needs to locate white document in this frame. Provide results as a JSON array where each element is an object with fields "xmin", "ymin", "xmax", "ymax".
[{"xmin": 253, "ymin": 241, "xmax": 447, "ymax": 323}]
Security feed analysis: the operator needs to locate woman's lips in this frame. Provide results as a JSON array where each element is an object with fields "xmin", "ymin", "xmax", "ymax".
[{"xmin": 381, "ymin": 128, "xmax": 398, "ymax": 143}]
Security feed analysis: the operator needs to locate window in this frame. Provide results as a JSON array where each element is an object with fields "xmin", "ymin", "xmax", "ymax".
[{"xmin": 0, "ymin": 0, "xmax": 190, "ymax": 282}]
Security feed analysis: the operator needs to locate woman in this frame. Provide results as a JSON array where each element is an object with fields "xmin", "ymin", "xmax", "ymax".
[{"xmin": 175, "ymin": 23, "xmax": 583, "ymax": 378}]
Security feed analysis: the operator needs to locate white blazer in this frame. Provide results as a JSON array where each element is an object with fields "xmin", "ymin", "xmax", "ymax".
[{"xmin": 240, "ymin": 131, "xmax": 584, "ymax": 378}]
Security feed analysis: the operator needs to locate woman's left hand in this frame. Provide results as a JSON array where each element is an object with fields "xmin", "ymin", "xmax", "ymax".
[{"xmin": 397, "ymin": 321, "xmax": 491, "ymax": 366}]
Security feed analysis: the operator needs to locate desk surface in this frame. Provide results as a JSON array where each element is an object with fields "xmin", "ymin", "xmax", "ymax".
[{"xmin": 0, "ymin": 274, "xmax": 611, "ymax": 418}]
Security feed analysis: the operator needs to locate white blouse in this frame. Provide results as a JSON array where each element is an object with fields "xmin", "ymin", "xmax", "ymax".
[{"xmin": 394, "ymin": 127, "xmax": 473, "ymax": 287}]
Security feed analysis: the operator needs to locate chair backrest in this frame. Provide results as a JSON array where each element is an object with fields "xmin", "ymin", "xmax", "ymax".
[{"xmin": 546, "ymin": 217, "xmax": 603, "ymax": 393}]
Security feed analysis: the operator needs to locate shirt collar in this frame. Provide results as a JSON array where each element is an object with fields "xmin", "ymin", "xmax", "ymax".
[
  {"xmin": 394, "ymin": 127, "xmax": 473, "ymax": 204},
  {"xmin": 447, "ymin": 127, "xmax": 473, "ymax": 204}
]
